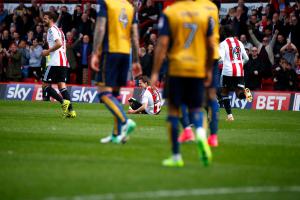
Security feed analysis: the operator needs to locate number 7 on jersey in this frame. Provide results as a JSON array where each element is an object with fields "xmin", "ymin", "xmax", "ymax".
[{"xmin": 183, "ymin": 23, "xmax": 198, "ymax": 48}]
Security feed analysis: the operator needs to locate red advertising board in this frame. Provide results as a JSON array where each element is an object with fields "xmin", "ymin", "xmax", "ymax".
[
  {"xmin": 292, "ymin": 93, "xmax": 300, "ymax": 111},
  {"xmin": 32, "ymin": 84, "xmax": 59, "ymax": 101},
  {"xmin": 252, "ymin": 92, "xmax": 291, "ymax": 111}
]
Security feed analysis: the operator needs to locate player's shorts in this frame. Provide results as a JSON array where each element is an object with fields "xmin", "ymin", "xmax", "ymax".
[
  {"xmin": 96, "ymin": 53, "xmax": 130, "ymax": 87},
  {"xmin": 128, "ymin": 98, "xmax": 147, "ymax": 114},
  {"xmin": 167, "ymin": 76, "xmax": 205, "ymax": 109},
  {"xmin": 220, "ymin": 75, "xmax": 245, "ymax": 90},
  {"xmin": 43, "ymin": 66, "xmax": 68, "ymax": 83},
  {"xmin": 209, "ymin": 60, "xmax": 220, "ymax": 89}
]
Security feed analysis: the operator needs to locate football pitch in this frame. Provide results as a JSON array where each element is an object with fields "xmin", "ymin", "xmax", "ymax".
[{"xmin": 0, "ymin": 100, "xmax": 300, "ymax": 200}]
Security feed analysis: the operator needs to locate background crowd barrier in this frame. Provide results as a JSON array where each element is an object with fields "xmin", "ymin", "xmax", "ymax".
[{"xmin": 0, "ymin": 83, "xmax": 299, "ymax": 111}]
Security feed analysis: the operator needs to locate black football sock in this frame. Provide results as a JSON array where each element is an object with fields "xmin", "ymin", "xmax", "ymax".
[
  {"xmin": 59, "ymin": 88, "xmax": 73, "ymax": 111},
  {"xmin": 44, "ymin": 86, "xmax": 63, "ymax": 103},
  {"xmin": 42, "ymin": 86, "xmax": 50, "ymax": 101},
  {"xmin": 238, "ymin": 91, "xmax": 246, "ymax": 99},
  {"xmin": 222, "ymin": 96, "xmax": 232, "ymax": 115}
]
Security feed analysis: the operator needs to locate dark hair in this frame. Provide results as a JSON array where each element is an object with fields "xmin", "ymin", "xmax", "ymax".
[
  {"xmin": 43, "ymin": 11, "xmax": 58, "ymax": 22},
  {"xmin": 223, "ymin": 25, "xmax": 234, "ymax": 38},
  {"xmin": 138, "ymin": 75, "xmax": 150, "ymax": 85}
]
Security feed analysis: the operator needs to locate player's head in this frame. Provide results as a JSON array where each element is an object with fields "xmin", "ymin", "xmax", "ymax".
[
  {"xmin": 138, "ymin": 76, "xmax": 150, "ymax": 88},
  {"xmin": 223, "ymin": 25, "xmax": 234, "ymax": 38},
  {"xmin": 43, "ymin": 12, "xmax": 58, "ymax": 26}
]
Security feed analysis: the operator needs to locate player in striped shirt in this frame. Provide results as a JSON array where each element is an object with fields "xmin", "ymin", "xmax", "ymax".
[
  {"xmin": 219, "ymin": 26, "xmax": 252, "ymax": 121},
  {"xmin": 128, "ymin": 76, "xmax": 162, "ymax": 115},
  {"xmin": 42, "ymin": 12, "xmax": 76, "ymax": 118}
]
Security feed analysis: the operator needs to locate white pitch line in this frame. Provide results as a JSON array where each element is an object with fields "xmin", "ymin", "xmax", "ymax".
[{"xmin": 45, "ymin": 186, "xmax": 300, "ymax": 200}]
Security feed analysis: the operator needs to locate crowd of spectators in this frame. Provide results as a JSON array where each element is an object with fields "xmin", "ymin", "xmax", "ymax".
[
  {"xmin": 220, "ymin": 0, "xmax": 300, "ymax": 91},
  {"xmin": 0, "ymin": 0, "xmax": 97, "ymax": 84},
  {"xmin": 0, "ymin": 0, "xmax": 299, "ymax": 91}
]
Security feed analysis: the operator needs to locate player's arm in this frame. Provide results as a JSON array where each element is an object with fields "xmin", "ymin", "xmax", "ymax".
[
  {"xmin": 131, "ymin": 15, "xmax": 142, "ymax": 78},
  {"xmin": 91, "ymin": 0, "xmax": 107, "ymax": 72},
  {"xmin": 42, "ymin": 30, "xmax": 62, "ymax": 56},
  {"xmin": 205, "ymin": 17, "xmax": 215, "ymax": 86},
  {"xmin": 50, "ymin": 39, "xmax": 62, "ymax": 52},
  {"xmin": 128, "ymin": 103, "xmax": 146, "ymax": 114},
  {"xmin": 151, "ymin": 14, "xmax": 170, "ymax": 85},
  {"xmin": 218, "ymin": 41, "xmax": 226, "ymax": 62},
  {"xmin": 92, "ymin": 17, "xmax": 106, "ymax": 56},
  {"xmin": 240, "ymin": 42, "xmax": 249, "ymax": 64}
]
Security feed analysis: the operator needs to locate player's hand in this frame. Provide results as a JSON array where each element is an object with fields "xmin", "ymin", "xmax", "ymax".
[
  {"xmin": 128, "ymin": 109, "xmax": 136, "ymax": 114},
  {"xmin": 150, "ymin": 73, "xmax": 159, "ymax": 86},
  {"xmin": 91, "ymin": 53, "xmax": 100, "ymax": 72},
  {"xmin": 204, "ymin": 70, "xmax": 212, "ymax": 87},
  {"xmin": 42, "ymin": 49, "xmax": 50, "ymax": 56},
  {"xmin": 132, "ymin": 62, "xmax": 142, "ymax": 79}
]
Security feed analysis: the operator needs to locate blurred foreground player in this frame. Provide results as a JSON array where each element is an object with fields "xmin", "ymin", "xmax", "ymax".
[
  {"xmin": 178, "ymin": 0, "xmax": 221, "ymax": 147},
  {"xmin": 91, "ymin": 0, "xmax": 142, "ymax": 144},
  {"xmin": 42, "ymin": 12, "xmax": 76, "ymax": 118},
  {"xmin": 151, "ymin": 0, "xmax": 214, "ymax": 167}
]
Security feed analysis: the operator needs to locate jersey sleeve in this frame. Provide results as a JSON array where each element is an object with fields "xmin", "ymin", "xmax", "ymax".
[
  {"xmin": 51, "ymin": 27, "xmax": 61, "ymax": 42},
  {"xmin": 141, "ymin": 91, "xmax": 150, "ymax": 105},
  {"xmin": 97, "ymin": 0, "xmax": 107, "ymax": 18},
  {"xmin": 239, "ymin": 41, "xmax": 249, "ymax": 64},
  {"xmin": 206, "ymin": 16, "xmax": 214, "ymax": 37},
  {"xmin": 219, "ymin": 41, "xmax": 226, "ymax": 61},
  {"xmin": 132, "ymin": 11, "xmax": 138, "ymax": 24},
  {"xmin": 158, "ymin": 14, "xmax": 170, "ymax": 36}
]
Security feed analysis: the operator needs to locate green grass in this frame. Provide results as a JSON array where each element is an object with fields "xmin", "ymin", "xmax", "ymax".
[{"xmin": 0, "ymin": 100, "xmax": 300, "ymax": 200}]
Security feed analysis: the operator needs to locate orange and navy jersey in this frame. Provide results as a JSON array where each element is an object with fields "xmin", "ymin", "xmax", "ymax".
[
  {"xmin": 97, "ymin": 0, "xmax": 137, "ymax": 54},
  {"xmin": 195, "ymin": 0, "xmax": 220, "ymax": 60},
  {"xmin": 158, "ymin": 1, "xmax": 214, "ymax": 78}
]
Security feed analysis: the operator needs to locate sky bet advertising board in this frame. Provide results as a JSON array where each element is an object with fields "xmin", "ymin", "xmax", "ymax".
[{"xmin": 0, "ymin": 83, "xmax": 299, "ymax": 111}]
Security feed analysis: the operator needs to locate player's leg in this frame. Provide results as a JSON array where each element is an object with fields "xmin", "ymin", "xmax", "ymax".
[
  {"xmin": 100, "ymin": 116, "xmax": 122, "ymax": 144},
  {"xmin": 207, "ymin": 88, "xmax": 219, "ymax": 147},
  {"xmin": 98, "ymin": 53, "xmax": 135, "ymax": 144},
  {"xmin": 235, "ymin": 77, "xmax": 253, "ymax": 102},
  {"xmin": 98, "ymin": 86, "xmax": 132, "ymax": 142},
  {"xmin": 42, "ymin": 83, "xmax": 63, "ymax": 103},
  {"xmin": 162, "ymin": 77, "xmax": 184, "ymax": 167},
  {"xmin": 128, "ymin": 98, "xmax": 143, "ymax": 110},
  {"xmin": 220, "ymin": 75, "xmax": 234, "ymax": 121},
  {"xmin": 117, "ymin": 54, "xmax": 137, "ymax": 139},
  {"xmin": 163, "ymin": 104, "xmax": 184, "ymax": 167},
  {"xmin": 42, "ymin": 66, "xmax": 64, "ymax": 104},
  {"xmin": 207, "ymin": 60, "xmax": 220, "ymax": 147},
  {"xmin": 56, "ymin": 67, "xmax": 76, "ymax": 118},
  {"xmin": 187, "ymin": 78, "xmax": 212, "ymax": 166},
  {"xmin": 178, "ymin": 104, "xmax": 195, "ymax": 143}
]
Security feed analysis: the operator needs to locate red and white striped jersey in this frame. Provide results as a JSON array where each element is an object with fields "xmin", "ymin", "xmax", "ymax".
[
  {"xmin": 219, "ymin": 37, "xmax": 249, "ymax": 77},
  {"xmin": 47, "ymin": 25, "xmax": 69, "ymax": 67},
  {"xmin": 141, "ymin": 86, "xmax": 162, "ymax": 115}
]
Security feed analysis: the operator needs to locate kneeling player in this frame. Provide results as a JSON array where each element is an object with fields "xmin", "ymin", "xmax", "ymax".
[{"xmin": 128, "ymin": 76, "xmax": 162, "ymax": 115}]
